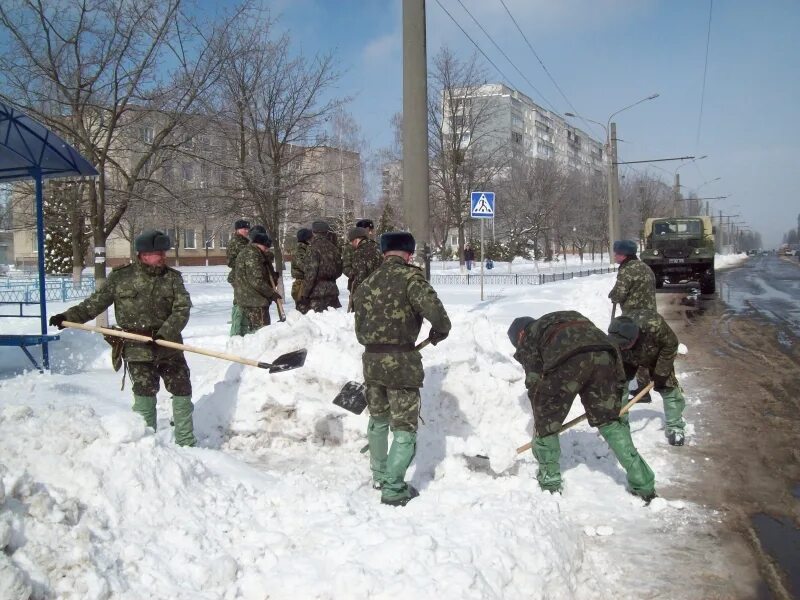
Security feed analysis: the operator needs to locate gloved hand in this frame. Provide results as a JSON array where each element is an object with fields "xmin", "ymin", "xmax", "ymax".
[
  {"xmin": 652, "ymin": 374, "xmax": 670, "ymax": 391},
  {"xmin": 272, "ymin": 291, "xmax": 283, "ymax": 301},
  {"xmin": 429, "ymin": 329, "xmax": 449, "ymax": 346},
  {"xmin": 49, "ymin": 314, "xmax": 66, "ymax": 329},
  {"xmin": 147, "ymin": 332, "xmax": 165, "ymax": 349}
]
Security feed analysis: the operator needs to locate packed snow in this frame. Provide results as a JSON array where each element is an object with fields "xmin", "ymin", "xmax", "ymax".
[{"xmin": 0, "ymin": 263, "xmax": 745, "ymax": 598}]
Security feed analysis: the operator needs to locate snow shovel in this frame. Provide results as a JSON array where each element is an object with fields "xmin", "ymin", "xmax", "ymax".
[
  {"xmin": 268, "ymin": 271, "xmax": 287, "ymax": 322},
  {"xmin": 62, "ymin": 321, "xmax": 306, "ymax": 373},
  {"xmin": 515, "ymin": 381, "xmax": 655, "ymax": 454},
  {"xmin": 332, "ymin": 337, "xmax": 433, "ymax": 415}
]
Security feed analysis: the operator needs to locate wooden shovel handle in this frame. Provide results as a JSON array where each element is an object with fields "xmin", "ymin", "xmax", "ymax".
[
  {"xmin": 62, "ymin": 321, "xmax": 268, "ymax": 368},
  {"xmin": 515, "ymin": 381, "xmax": 656, "ymax": 455}
]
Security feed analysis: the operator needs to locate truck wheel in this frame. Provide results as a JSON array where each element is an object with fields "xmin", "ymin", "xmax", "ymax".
[{"xmin": 700, "ymin": 273, "xmax": 715, "ymax": 294}]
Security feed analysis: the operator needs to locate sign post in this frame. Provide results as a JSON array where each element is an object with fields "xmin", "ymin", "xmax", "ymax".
[{"xmin": 470, "ymin": 191, "xmax": 495, "ymax": 301}]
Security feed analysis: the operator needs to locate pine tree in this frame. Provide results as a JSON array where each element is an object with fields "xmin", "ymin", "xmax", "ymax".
[
  {"xmin": 377, "ymin": 202, "xmax": 396, "ymax": 235},
  {"xmin": 43, "ymin": 186, "xmax": 88, "ymax": 275}
]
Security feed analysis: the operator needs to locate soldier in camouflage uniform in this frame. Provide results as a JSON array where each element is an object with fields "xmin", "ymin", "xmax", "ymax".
[
  {"xmin": 226, "ymin": 219, "xmax": 251, "ymax": 336},
  {"xmin": 609, "ymin": 239, "xmax": 657, "ymax": 314},
  {"xmin": 49, "ymin": 230, "xmax": 196, "ymax": 447},
  {"xmin": 609, "ymin": 239, "xmax": 658, "ymax": 401},
  {"xmin": 234, "ymin": 229, "xmax": 282, "ymax": 334},
  {"xmin": 342, "ymin": 219, "xmax": 376, "ymax": 289},
  {"xmin": 346, "ymin": 226, "xmax": 383, "ymax": 300},
  {"xmin": 609, "ymin": 310, "xmax": 687, "ymax": 446},
  {"xmin": 291, "ymin": 228, "xmax": 312, "ymax": 310},
  {"xmin": 353, "ymin": 231, "xmax": 451, "ymax": 506},
  {"xmin": 299, "ymin": 221, "xmax": 344, "ymax": 313},
  {"xmin": 508, "ymin": 311, "xmax": 655, "ymax": 499}
]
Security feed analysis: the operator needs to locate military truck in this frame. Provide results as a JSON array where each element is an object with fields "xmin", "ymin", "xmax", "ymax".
[{"xmin": 640, "ymin": 216, "xmax": 716, "ymax": 294}]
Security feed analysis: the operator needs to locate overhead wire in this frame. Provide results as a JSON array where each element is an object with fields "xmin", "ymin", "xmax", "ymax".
[
  {"xmin": 452, "ymin": 0, "xmax": 559, "ymax": 114},
  {"xmin": 497, "ymin": 0, "xmax": 602, "ymax": 139},
  {"xmin": 695, "ymin": 0, "xmax": 713, "ymax": 148}
]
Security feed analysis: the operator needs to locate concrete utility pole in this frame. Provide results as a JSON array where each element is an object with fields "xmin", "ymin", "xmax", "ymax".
[
  {"xmin": 607, "ymin": 122, "xmax": 620, "ymax": 251},
  {"xmin": 673, "ymin": 173, "xmax": 681, "ymax": 217},
  {"xmin": 402, "ymin": 0, "xmax": 431, "ymax": 278}
]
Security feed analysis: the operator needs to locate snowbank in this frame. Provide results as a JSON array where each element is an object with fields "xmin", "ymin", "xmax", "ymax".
[
  {"xmin": 715, "ymin": 253, "xmax": 748, "ymax": 269},
  {"xmin": 0, "ymin": 273, "xmax": 719, "ymax": 598}
]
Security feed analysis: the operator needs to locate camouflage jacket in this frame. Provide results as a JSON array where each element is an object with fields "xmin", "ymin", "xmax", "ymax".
[
  {"xmin": 513, "ymin": 310, "xmax": 623, "ymax": 390},
  {"xmin": 618, "ymin": 309, "xmax": 679, "ymax": 382},
  {"xmin": 350, "ymin": 238, "xmax": 383, "ymax": 293},
  {"xmin": 62, "ymin": 261, "xmax": 191, "ymax": 362},
  {"xmin": 233, "ymin": 244, "xmax": 280, "ymax": 308},
  {"xmin": 353, "ymin": 255, "xmax": 451, "ymax": 388},
  {"xmin": 609, "ymin": 257, "xmax": 657, "ymax": 314},
  {"xmin": 301, "ymin": 234, "xmax": 343, "ymax": 300},
  {"xmin": 342, "ymin": 243, "xmax": 355, "ymax": 282},
  {"xmin": 226, "ymin": 233, "xmax": 250, "ymax": 284},
  {"xmin": 291, "ymin": 242, "xmax": 310, "ymax": 280}
]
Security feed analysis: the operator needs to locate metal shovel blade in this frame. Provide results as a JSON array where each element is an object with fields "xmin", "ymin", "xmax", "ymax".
[
  {"xmin": 267, "ymin": 349, "xmax": 307, "ymax": 373},
  {"xmin": 333, "ymin": 381, "xmax": 367, "ymax": 415}
]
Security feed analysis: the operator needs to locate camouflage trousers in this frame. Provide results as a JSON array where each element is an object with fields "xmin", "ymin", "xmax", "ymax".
[
  {"xmin": 308, "ymin": 296, "xmax": 342, "ymax": 313},
  {"xmin": 365, "ymin": 384, "xmax": 420, "ymax": 432},
  {"xmin": 240, "ymin": 306, "xmax": 271, "ymax": 334},
  {"xmin": 290, "ymin": 279, "xmax": 303, "ymax": 303},
  {"xmin": 127, "ymin": 353, "xmax": 192, "ymax": 397},
  {"xmin": 531, "ymin": 350, "xmax": 624, "ymax": 437}
]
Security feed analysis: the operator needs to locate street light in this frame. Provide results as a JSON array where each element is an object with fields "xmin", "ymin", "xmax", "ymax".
[{"xmin": 566, "ymin": 92, "xmax": 660, "ymax": 258}]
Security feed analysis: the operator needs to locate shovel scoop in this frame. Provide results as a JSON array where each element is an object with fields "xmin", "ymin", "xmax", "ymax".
[{"xmin": 333, "ymin": 381, "xmax": 367, "ymax": 415}]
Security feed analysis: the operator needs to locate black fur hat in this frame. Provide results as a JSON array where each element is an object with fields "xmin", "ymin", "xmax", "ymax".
[
  {"xmin": 234, "ymin": 219, "xmax": 250, "ymax": 230},
  {"xmin": 356, "ymin": 219, "xmax": 374, "ymax": 230},
  {"xmin": 348, "ymin": 227, "xmax": 369, "ymax": 242},
  {"xmin": 612, "ymin": 240, "xmax": 637, "ymax": 256},
  {"xmin": 608, "ymin": 316, "xmax": 640, "ymax": 349},
  {"xmin": 135, "ymin": 230, "xmax": 171, "ymax": 252},
  {"xmin": 249, "ymin": 225, "xmax": 267, "ymax": 236},
  {"xmin": 250, "ymin": 231, "xmax": 272, "ymax": 247},
  {"xmin": 380, "ymin": 231, "xmax": 415, "ymax": 254},
  {"xmin": 312, "ymin": 220, "xmax": 330, "ymax": 233},
  {"xmin": 507, "ymin": 316, "xmax": 535, "ymax": 348},
  {"xmin": 297, "ymin": 228, "xmax": 312, "ymax": 243}
]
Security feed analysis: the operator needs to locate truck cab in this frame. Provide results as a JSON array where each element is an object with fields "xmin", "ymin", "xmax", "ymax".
[{"xmin": 640, "ymin": 216, "xmax": 716, "ymax": 293}]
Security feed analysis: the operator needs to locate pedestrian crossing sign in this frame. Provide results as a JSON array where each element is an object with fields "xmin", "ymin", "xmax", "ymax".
[{"xmin": 470, "ymin": 191, "xmax": 495, "ymax": 219}]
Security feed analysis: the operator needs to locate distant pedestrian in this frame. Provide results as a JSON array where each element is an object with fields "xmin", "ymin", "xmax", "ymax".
[
  {"xmin": 608, "ymin": 310, "xmax": 687, "ymax": 446},
  {"xmin": 226, "ymin": 219, "xmax": 250, "ymax": 336},
  {"xmin": 298, "ymin": 221, "xmax": 344, "ymax": 313},
  {"xmin": 486, "ymin": 257, "xmax": 494, "ymax": 270},
  {"xmin": 464, "ymin": 245, "xmax": 475, "ymax": 270},
  {"xmin": 353, "ymin": 231, "xmax": 451, "ymax": 506},
  {"xmin": 508, "ymin": 311, "xmax": 655, "ymax": 500}
]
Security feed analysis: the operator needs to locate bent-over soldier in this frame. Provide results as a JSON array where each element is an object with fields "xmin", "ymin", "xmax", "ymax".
[
  {"xmin": 508, "ymin": 311, "xmax": 655, "ymax": 500},
  {"xmin": 608, "ymin": 310, "xmax": 687, "ymax": 446},
  {"xmin": 49, "ymin": 230, "xmax": 196, "ymax": 446},
  {"xmin": 353, "ymin": 231, "xmax": 451, "ymax": 506},
  {"xmin": 234, "ymin": 228, "xmax": 282, "ymax": 334}
]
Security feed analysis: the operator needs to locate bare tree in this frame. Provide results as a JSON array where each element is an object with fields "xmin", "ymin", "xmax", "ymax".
[
  {"xmin": 0, "ymin": 0, "xmax": 243, "ymax": 304},
  {"xmin": 619, "ymin": 171, "xmax": 673, "ymax": 244},
  {"xmin": 212, "ymin": 16, "xmax": 346, "ymax": 271},
  {"xmin": 428, "ymin": 47, "xmax": 509, "ymax": 264}
]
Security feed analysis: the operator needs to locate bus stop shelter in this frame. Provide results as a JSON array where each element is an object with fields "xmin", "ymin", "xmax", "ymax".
[{"xmin": 0, "ymin": 100, "xmax": 98, "ymax": 371}]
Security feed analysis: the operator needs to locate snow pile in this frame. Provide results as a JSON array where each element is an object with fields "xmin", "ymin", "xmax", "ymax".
[
  {"xmin": 715, "ymin": 253, "xmax": 748, "ymax": 269},
  {"xmin": 0, "ymin": 273, "xmax": 717, "ymax": 598}
]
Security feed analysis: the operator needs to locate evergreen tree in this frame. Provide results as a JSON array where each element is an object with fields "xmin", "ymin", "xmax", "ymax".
[{"xmin": 377, "ymin": 202, "xmax": 397, "ymax": 235}]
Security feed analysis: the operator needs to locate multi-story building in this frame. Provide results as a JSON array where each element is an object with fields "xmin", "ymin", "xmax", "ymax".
[{"xmin": 443, "ymin": 83, "xmax": 606, "ymax": 176}]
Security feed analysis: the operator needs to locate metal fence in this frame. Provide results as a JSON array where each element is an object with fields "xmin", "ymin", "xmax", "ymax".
[
  {"xmin": 430, "ymin": 266, "xmax": 616, "ymax": 286},
  {"xmin": 0, "ymin": 277, "xmax": 97, "ymax": 303}
]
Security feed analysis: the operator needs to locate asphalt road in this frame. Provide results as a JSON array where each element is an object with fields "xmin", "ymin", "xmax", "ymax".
[{"xmin": 717, "ymin": 255, "xmax": 800, "ymax": 339}]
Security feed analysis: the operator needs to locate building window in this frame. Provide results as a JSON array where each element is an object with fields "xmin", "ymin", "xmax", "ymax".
[
  {"xmin": 165, "ymin": 228, "xmax": 178, "ymax": 248},
  {"xmin": 512, "ymin": 114, "xmax": 524, "ymax": 127},
  {"xmin": 219, "ymin": 231, "xmax": 230, "ymax": 248},
  {"xmin": 450, "ymin": 235, "xmax": 458, "ymax": 246},
  {"xmin": 140, "ymin": 127, "xmax": 154, "ymax": 144},
  {"xmin": 203, "ymin": 229, "xmax": 214, "ymax": 249},
  {"xmin": 183, "ymin": 228, "xmax": 196, "ymax": 249},
  {"xmin": 182, "ymin": 163, "xmax": 194, "ymax": 181},
  {"xmin": 512, "ymin": 132, "xmax": 523, "ymax": 145}
]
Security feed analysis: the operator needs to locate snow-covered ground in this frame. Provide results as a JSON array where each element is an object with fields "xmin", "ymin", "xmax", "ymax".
[{"xmin": 0, "ymin": 264, "xmax": 743, "ymax": 598}]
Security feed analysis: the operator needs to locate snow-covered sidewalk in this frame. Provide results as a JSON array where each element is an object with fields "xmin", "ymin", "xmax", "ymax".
[{"xmin": 1, "ymin": 273, "xmax": 734, "ymax": 598}]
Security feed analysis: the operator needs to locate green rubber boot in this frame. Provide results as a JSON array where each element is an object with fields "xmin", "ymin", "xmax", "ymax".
[
  {"xmin": 598, "ymin": 419, "xmax": 656, "ymax": 500},
  {"xmin": 381, "ymin": 430, "xmax": 417, "ymax": 506},
  {"xmin": 132, "ymin": 395, "xmax": 157, "ymax": 430},
  {"xmin": 532, "ymin": 433, "xmax": 563, "ymax": 493},
  {"xmin": 230, "ymin": 304, "xmax": 244, "ymax": 336},
  {"xmin": 367, "ymin": 416, "xmax": 390, "ymax": 489},
  {"xmin": 661, "ymin": 387, "xmax": 686, "ymax": 443},
  {"xmin": 172, "ymin": 395, "xmax": 196, "ymax": 447}
]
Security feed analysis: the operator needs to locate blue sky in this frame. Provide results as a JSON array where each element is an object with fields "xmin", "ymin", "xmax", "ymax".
[{"xmin": 265, "ymin": 0, "xmax": 799, "ymax": 246}]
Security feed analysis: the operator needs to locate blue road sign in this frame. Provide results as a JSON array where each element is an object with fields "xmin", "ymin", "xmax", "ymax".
[{"xmin": 470, "ymin": 191, "xmax": 495, "ymax": 219}]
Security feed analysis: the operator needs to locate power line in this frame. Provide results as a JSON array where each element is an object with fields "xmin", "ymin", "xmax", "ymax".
[
  {"xmin": 497, "ymin": 0, "xmax": 599, "ymax": 138},
  {"xmin": 453, "ymin": 0, "xmax": 559, "ymax": 114},
  {"xmin": 696, "ymin": 0, "xmax": 713, "ymax": 147},
  {"xmin": 432, "ymin": 0, "xmax": 517, "ymax": 90}
]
